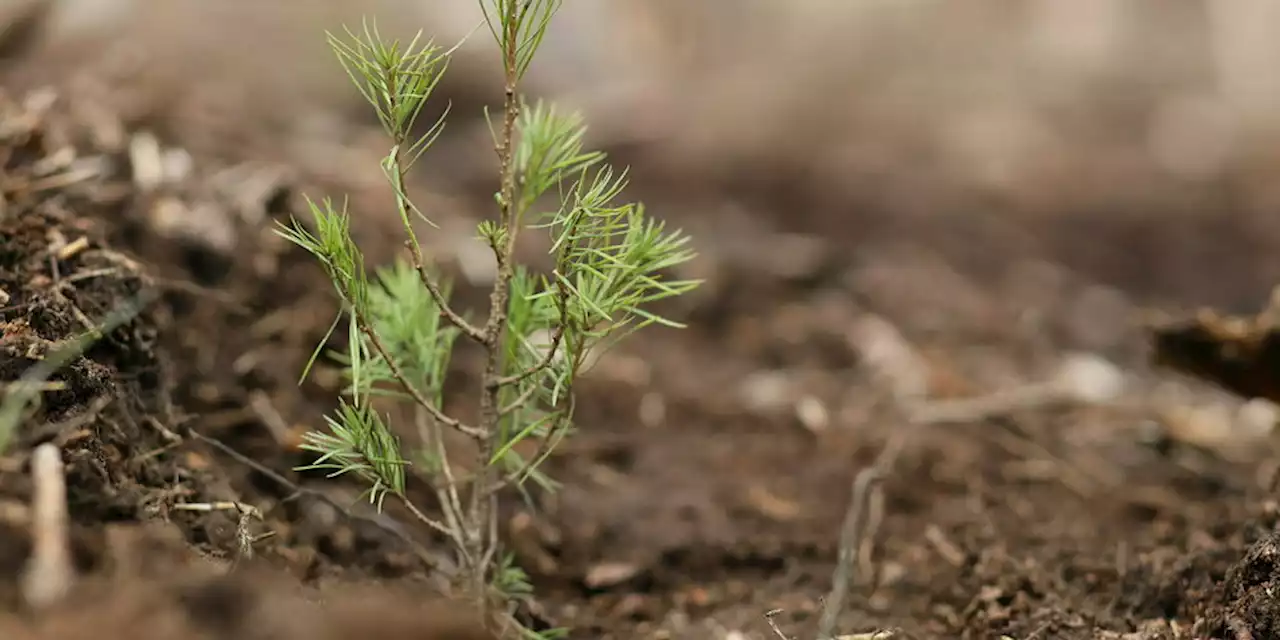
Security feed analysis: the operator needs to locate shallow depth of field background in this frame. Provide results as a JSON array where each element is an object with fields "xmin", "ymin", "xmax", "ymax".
[{"xmin": 20, "ymin": 0, "xmax": 1280, "ymax": 312}]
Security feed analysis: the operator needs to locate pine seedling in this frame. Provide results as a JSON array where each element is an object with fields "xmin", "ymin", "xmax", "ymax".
[{"xmin": 275, "ymin": 3, "xmax": 699, "ymax": 637}]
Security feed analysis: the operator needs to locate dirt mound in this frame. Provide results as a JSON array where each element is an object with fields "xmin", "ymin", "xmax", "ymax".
[
  {"xmin": 1201, "ymin": 529, "xmax": 1280, "ymax": 640},
  {"xmin": 0, "ymin": 80, "xmax": 499, "ymax": 637}
]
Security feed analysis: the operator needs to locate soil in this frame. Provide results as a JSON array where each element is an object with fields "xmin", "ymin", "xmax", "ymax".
[{"xmin": 6, "ymin": 16, "xmax": 1280, "ymax": 640}]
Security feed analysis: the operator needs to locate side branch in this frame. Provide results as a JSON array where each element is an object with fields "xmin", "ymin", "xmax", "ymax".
[
  {"xmin": 398, "ymin": 493, "xmax": 468, "ymax": 556},
  {"xmin": 491, "ymin": 324, "xmax": 564, "ymax": 389},
  {"xmin": 498, "ymin": 384, "xmax": 539, "ymax": 417},
  {"xmin": 382, "ymin": 104, "xmax": 485, "ymax": 345},
  {"xmin": 356, "ymin": 312, "xmax": 487, "ymax": 441},
  {"xmin": 405, "ymin": 239, "xmax": 485, "ymax": 342},
  {"xmin": 492, "ymin": 278, "xmax": 572, "ymax": 390}
]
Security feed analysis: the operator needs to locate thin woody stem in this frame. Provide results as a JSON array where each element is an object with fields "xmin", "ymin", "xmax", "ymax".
[
  {"xmin": 380, "ymin": 62, "xmax": 485, "ymax": 345},
  {"xmin": 466, "ymin": 0, "xmax": 525, "ymax": 611},
  {"xmin": 407, "ymin": 240, "xmax": 485, "ymax": 343},
  {"xmin": 354, "ymin": 311, "xmax": 486, "ymax": 440},
  {"xmin": 498, "ymin": 384, "xmax": 539, "ymax": 417},
  {"xmin": 416, "ymin": 407, "xmax": 472, "ymax": 568},
  {"xmin": 396, "ymin": 493, "xmax": 463, "ymax": 544}
]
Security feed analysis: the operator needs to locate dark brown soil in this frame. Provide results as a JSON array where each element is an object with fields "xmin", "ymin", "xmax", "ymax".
[
  {"xmin": 6, "ymin": 18, "xmax": 1280, "ymax": 640},
  {"xmin": 0, "ymin": 87, "xmax": 493, "ymax": 638}
]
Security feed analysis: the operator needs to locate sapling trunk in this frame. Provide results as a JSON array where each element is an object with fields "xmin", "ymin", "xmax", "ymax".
[{"xmin": 465, "ymin": 0, "xmax": 526, "ymax": 614}]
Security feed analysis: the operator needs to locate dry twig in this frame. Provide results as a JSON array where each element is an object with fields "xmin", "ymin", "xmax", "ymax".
[
  {"xmin": 816, "ymin": 465, "xmax": 886, "ymax": 639},
  {"xmin": 21, "ymin": 443, "xmax": 73, "ymax": 609},
  {"xmin": 764, "ymin": 608, "xmax": 791, "ymax": 640},
  {"xmin": 906, "ymin": 353, "xmax": 1124, "ymax": 426},
  {"xmin": 815, "ymin": 428, "xmax": 911, "ymax": 640},
  {"xmin": 173, "ymin": 500, "xmax": 273, "ymax": 561}
]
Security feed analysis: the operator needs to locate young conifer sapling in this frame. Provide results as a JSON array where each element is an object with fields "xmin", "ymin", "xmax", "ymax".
[{"xmin": 275, "ymin": 1, "xmax": 699, "ymax": 635}]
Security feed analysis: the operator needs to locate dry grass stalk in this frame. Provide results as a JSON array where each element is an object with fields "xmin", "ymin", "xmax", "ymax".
[{"xmin": 21, "ymin": 443, "xmax": 73, "ymax": 609}]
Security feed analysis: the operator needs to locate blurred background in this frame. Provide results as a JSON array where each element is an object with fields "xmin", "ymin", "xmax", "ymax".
[
  {"xmin": 8, "ymin": 0, "xmax": 1280, "ymax": 316},
  {"xmin": 7, "ymin": 0, "xmax": 1280, "ymax": 340}
]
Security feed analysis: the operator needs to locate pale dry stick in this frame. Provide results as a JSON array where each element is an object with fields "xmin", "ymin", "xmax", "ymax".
[
  {"xmin": 905, "ymin": 353, "xmax": 1125, "ymax": 427},
  {"xmin": 172, "ymin": 501, "xmax": 271, "ymax": 560},
  {"xmin": 417, "ymin": 407, "xmax": 473, "ymax": 570},
  {"xmin": 61, "ymin": 267, "xmax": 119, "ymax": 284},
  {"xmin": 171, "ymin": 501, "xmax": 263, "ymax": 518},
  {"xmin": 856, "ymin": 484, "xmax": 885, "ymax": 587},
  {"xmin": 142, "ymin": 415, "xmax": 182, "ymax": 444},
  {"xmin": 896, "ymin": 355, "xmax": 1125, "ymax": 510},
  {"xmin": 55, "ymin": 236, "xmax": 90, "ymax": 261},
  {"xmin": 815, "ymin": 463, "xmax": 886, "ymax": 640},
  {"xmin": 21, "ymin": 443, "xmax": 74, "ymax": 609},
  {"xmin": 248, "ymin": 389, "xmax": 297, "ymax": 448},
  {"xmin": 764, "ymin": 608, "xmax": 791, "ymax": 640},
  {"xmin": 25, "ymin": 165, "xmax": 105, "ymax": 194},
  {"xmin": 923, "ymin": 524, "xmax": 965, "ymax": 567},
  {"xmin": 816, "ymin": 428, "xmax": 912, "ymax": 640},
  {"xmin": 907, "ymin": 382, "xmax": 1061, "ymax": 425},
  {"xmin": 2, "ymin": 381, "xmax": 65, "ymax": 394},
  {"xmin": 862, "ymin": 430, "xmax": 910, "ymax": 552}
]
